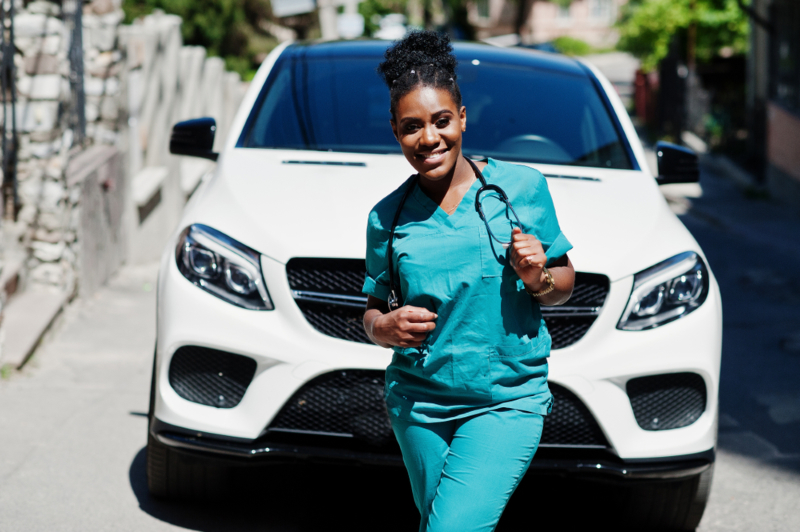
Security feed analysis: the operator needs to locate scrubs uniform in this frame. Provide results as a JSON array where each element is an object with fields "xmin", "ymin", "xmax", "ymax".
[{"xmin": 363, "ymin": 159, "xmax": 572, "ymax": 532}]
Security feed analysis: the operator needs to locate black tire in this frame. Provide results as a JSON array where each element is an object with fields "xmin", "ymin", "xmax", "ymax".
[
  {"xmin": 146, "ymin": 350, "xmax": 231, "ymax": 500},
  {"xmin": 146, "ymin": 434, "xmax": 231, "ymax": 500},
  {"xmin": 620, "ymin": 464, "xmax": 714, "ymax": 531}
]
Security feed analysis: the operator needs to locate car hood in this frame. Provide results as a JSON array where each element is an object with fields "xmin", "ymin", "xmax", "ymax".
[{"xmin": 182, "ymin": 149, "xmax": 700, "ymax": 282}]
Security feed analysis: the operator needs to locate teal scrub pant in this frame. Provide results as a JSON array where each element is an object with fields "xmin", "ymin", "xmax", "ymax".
[{"xmin": 391, "ymin": 409, "xmax": 544, "ymax": 532}]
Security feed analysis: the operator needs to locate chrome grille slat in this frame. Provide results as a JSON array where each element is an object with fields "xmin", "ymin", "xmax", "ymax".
[{"xmin": 286, "ymin": 258, "xmax": 609, "ymax": 349}]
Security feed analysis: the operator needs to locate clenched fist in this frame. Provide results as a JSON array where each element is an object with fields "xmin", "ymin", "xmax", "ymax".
[
  {"xmin": 371, "ymin": 306, "xmax": 437, "ymax": 348},
  {"xmin": 508, "ymin": 227, "xmax": 548, "ymax": 292}
]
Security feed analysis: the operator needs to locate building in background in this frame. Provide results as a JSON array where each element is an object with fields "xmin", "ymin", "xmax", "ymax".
[
  {"xmin": 469, "ymin": 0, "xmax": 627, "ymax": 48},
  {"xmin": 747, "ymin": 0, "xmax": 800, "ymax": 207}
]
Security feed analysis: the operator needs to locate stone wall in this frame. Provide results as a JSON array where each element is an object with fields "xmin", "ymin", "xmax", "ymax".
[
  {"xmin": 1, "ymin": 1, "xmax": 245, "ymax": 303},
  {"xmin": 6, "ymin": 0, "xmax": 126, "ymax": 297}
]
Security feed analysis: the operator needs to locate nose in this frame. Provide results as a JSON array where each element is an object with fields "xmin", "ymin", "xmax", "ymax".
[{"xmin": 421, "ymin": 123, "xmax": 440, "ymax": 147}]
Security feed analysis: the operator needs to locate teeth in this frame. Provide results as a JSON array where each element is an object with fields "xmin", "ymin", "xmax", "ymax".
[{"xmin": 420, "ymin": 150, "xmax": 447, "ymax": 160}]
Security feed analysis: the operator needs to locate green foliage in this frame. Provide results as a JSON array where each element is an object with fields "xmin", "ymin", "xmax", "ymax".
[
  {"xmin": 359, "ymin": 0, "xmax": 409, "ymax": 36},
  {"xmin": 122, "ymin": 0, "xmax": 277, "ymax": 79},
  {"xmin": 552, "ymin": 36, "xmax": 592, "ymax": 56},
  {"xmin": 617, "ymin": 0, "xmax": 749, "ymax": 72}
]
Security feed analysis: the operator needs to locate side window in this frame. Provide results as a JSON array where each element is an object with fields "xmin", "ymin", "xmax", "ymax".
[
  {"xmin": 580, "ymin": 106, "xmax": 599, "ymax": 165},
  {"xmin": 245, "ymin": 66, "xmax": 299, "ymax": 147}
]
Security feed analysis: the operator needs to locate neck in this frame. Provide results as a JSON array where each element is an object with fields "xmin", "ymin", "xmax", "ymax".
[{"xmin": 418, "ymin": 155, "xmax": 474, "ymax": 203}]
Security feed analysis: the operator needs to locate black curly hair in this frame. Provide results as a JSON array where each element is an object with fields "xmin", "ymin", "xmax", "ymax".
[{"xmin": 377, "ymin": 30, "xmax": 462, "ymax": 119}]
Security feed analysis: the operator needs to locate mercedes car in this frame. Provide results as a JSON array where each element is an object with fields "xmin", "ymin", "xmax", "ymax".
[{"xmin": 148, "ymin": 40, "xmax": 721, "ymax": 531}]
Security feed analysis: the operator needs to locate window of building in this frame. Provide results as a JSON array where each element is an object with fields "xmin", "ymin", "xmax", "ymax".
[
  {"xmin": 590, "ymin": 0, "xmax": 614, "ymax": 22},
  {"xmin": 771, "ymin": 0, "xmax": 800, "ymax": 114},
  {"xmin": 476, "ymin": 0, "xmax": 490, "ymax": 20}
]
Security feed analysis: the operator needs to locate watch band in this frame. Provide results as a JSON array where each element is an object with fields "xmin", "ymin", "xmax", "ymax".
[{"xmin": 525, "ymin": 266, "xmax": 555, "ymax": 298}]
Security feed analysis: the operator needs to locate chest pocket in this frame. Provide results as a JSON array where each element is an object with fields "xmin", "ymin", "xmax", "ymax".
[{"xmin": 479, "ymin": 225, "xmax": 509, "ymax": 278}]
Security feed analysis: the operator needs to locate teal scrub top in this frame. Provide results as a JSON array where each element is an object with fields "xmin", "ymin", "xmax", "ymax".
[{"xmin": 362, "ymin": 158, "xmax": 573, "ymax": 423}]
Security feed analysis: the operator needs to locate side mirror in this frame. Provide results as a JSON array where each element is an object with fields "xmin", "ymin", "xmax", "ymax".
[
  {"xmin": 655, "ymin": 141, "xmax": 699, "ymax": 185},
  {"xmin": 170, "ymin": 117, "xmax": 219, "ymax": 161}
]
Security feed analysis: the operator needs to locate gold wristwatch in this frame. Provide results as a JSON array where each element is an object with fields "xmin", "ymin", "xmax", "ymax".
[{"xmin": 525, "ymin": 267, "xmax": 555, "ymax": 298}]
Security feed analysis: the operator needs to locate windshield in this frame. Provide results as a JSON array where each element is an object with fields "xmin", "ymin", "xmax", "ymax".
[{"xmin": 239, "ymin": 53, "xmax": 633, "ymax": 170}]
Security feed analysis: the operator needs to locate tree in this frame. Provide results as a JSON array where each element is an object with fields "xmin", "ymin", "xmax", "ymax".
[
  {"xmin": 616, "ymin": 0, "xmax": 749, "ymax": 72},
  {"xmin": 122, "ymin": 0, "xmax": 278, "ymax": 79}
]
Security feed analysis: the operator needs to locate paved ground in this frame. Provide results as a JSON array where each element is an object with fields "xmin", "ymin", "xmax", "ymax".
[{"xmin": 1, "ymin": 161, "xmax": 800, "ymax": 531}]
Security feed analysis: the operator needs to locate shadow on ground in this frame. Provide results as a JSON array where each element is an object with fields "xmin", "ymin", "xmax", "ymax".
[{"xmin": 129, "ymin": 446, "xmax": 637, "ymax": 531}]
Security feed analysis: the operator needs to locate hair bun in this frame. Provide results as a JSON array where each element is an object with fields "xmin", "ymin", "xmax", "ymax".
[{"xmin": 378, "ymin": 30, "xmax": 457, "ymax": 88}]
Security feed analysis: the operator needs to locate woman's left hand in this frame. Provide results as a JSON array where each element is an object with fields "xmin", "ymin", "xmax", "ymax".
[{"xmin": 508, "ymin": 227, "xmax": 548, "ymax": 292}]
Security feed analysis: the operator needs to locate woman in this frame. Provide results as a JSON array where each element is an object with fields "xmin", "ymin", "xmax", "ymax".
[{"xmin": 362, "ymin": 31, "xmax": 575, "ymax": 532}]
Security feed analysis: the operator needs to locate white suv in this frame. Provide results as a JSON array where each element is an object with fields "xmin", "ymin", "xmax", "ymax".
[{"xmin": 149, "ymin": 40, "xmax": 721, "ymax": 530}]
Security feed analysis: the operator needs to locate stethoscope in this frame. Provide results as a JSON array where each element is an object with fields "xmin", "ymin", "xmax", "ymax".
[{"xmin": 387, "ymin": 157, "xmax": 523, "ymax": 310}]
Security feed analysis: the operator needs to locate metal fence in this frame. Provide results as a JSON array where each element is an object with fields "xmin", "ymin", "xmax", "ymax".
[
  {"xmin": 64, "ymin": 0, "xmax": 86, "ymax": 146},
  {"xmin": 1, "ymin": 0, "xmax": 18, "ymax": 221}
]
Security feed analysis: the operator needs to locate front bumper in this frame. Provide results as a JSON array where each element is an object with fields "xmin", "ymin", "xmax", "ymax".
[{"xmin": 151, "ymin": 418, "xmax": 714, "ymax": 482}]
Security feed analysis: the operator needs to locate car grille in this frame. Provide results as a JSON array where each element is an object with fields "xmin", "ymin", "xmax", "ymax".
[
  {"xmin": 268, "ymin": 370, "xmax": 608, "ymax": 449},
  {"xmin": 286, "ymin": 258, "xmax": 609, "ymax": 349},
  {"xmin": 168, "ymin": 346, "xmax": 257, "ymax": 408},
  {"xmin": 627, "ymin": 372, "xmax": 707, "ymax": 431}
]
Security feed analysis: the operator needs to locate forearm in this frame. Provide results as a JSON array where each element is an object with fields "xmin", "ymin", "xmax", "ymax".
[
  {"xmin": 523, "ymin": 255, "xmax": 575, "ymax": 306},
  {"xmin": 526, "ymin": 265, "xmax": 573, "ymax": 306},
  {"xmin": 363, "ymin": 307, "xmax": 392, "ymax": 348}
]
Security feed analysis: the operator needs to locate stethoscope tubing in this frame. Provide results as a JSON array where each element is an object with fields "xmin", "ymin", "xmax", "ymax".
[{"xmin": 386, "ymin": 157, "xmax": 521, "ymax": 310}]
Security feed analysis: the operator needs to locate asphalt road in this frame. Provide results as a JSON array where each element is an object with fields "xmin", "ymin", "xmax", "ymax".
[{"xmin": 1, "ymin": 162, "xmax": 799, "ymax": 531}]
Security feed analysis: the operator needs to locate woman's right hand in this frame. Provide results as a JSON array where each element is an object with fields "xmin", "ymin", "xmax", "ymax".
[{"xmin": 366, "ymin": 304, "xmax": 437, "ymax": 348}]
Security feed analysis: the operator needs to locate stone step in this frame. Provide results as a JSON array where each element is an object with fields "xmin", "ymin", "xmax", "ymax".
[{"xmin": 1, "ymin": 288, "xmax": 71, "ymax": 369}]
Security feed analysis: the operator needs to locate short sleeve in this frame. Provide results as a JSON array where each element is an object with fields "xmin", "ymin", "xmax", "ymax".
[
  {"xmin": 528, "ymin": 171, "xmax": 573, "ymax": 266},
  {"xmin": 362, "ymin": 209, "xmax": 392, "ymax": 301}
]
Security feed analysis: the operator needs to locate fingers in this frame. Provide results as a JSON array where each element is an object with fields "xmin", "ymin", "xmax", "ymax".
[
  {"xmin": 510, "ymin": 247, "xmax": 546, "ymax": 270},
  {"xmin": 511, "ymin": 233, "xmax": 540, "ymax": 246},
  {"xmin": 511, "ymin": 227, "xmax": 540, "ymax": 242},
  {"xmin": 402, "ymin": 306, "xmax": 438, "ymax": 322},
  {"xmin": 405, "ymin": 321, "xmax": 437, "ymax": 333},
  {"xmin": 397, "ymin": 331, "xmax": 430, "ymax": 348}
]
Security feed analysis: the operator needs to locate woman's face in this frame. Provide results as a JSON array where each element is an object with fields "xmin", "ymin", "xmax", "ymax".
[{"xmin": 391, "ymin": 86, "xmax": 467, "ymax": 182}]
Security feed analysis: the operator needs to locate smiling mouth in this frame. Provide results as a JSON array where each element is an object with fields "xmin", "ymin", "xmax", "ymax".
[{"xmin": 416, "ymin": 148, "xmax": 449, "ymax": 163}]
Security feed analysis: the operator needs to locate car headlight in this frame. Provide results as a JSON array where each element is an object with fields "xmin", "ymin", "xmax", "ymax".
[
  {"xmin": 617, "ymin": 252, "xmax": 708, "ymax": 331},
  {"xmin": 175, "ymin": 224, "xmax": 273, "ymax": 310}
]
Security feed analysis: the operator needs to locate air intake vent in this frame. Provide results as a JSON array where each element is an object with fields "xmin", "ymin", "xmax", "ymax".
[
  {"xmin": 268, "ymin": 371, "xmax": 608, "ymax": 449},
  {"xmin": 168, "ymin": 346, "xmax": 257, "ymax": 408},
  {"xmin": 627, "ymin": 373, "xmax": 707, "ymax": 431}
]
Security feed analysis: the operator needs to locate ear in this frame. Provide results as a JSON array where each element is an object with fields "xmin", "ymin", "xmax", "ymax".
[
  {"xmin": 460, "ymin": 106, "xmax": 467, "ymax": 132},
  {"xmin": 390, "ymin": 118, "xmax": 400, "ymax": 142}
]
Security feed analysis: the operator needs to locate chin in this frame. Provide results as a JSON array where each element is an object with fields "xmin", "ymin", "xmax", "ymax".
[{"xmin": 417, "ymin": 155, "xmax": 460, "ymax": 180}]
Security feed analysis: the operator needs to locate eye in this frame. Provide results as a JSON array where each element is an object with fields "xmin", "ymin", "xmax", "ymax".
[{"xmin": 436, "ymin": 118, "xmax": 450, "ymax": 127}]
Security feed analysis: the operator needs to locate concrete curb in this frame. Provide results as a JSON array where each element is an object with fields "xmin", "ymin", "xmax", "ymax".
[{"xmin": 0, "ymin": 287, "xmax": 73, "ymax": 370}]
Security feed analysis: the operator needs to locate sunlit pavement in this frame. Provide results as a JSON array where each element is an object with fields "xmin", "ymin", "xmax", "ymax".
[
  {"xmin": 675, "ymin": 162, "xmax": 800, "ymax": 531},
  {"xmin": 1, "ymin": 160, "xmax": 800, "ymax": 531}
]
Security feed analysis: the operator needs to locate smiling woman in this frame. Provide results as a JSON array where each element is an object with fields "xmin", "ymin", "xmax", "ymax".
[{"xmin": 361, "ymin": 31, "xmax": 575, "ymax": 532}]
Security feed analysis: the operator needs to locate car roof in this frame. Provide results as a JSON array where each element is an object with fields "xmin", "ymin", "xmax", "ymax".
[{"xmin": 282, "ymin": 39, "xmax": 589, "ymax": 78}]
